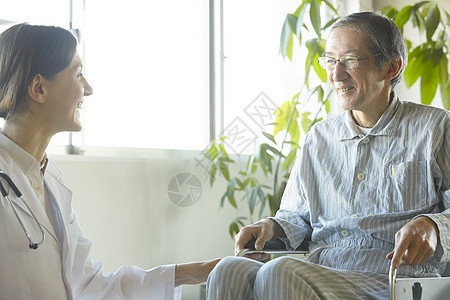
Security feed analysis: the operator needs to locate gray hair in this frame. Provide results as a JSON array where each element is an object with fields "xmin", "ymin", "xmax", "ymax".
[{"xmin": 331, "ymin": 11, "xmax": 408, "ymax": 88}]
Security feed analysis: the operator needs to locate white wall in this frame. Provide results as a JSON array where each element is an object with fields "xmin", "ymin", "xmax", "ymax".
[{"xmin": 54, "ymin": 151, "xmax": 260, "ymax": 299}]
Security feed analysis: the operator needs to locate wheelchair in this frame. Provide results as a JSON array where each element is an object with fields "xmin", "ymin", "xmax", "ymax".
[{"xmin": 238, "ymin": 239, "xmax": 450, "ymax": 300}]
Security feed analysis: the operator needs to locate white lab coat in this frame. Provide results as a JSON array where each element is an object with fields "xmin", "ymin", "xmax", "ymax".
[{"xmin": 0, "ymin": 142, "xmax": 181, "ymax": 299}]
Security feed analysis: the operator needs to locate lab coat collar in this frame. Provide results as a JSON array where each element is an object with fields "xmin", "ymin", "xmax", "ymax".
[
  {"xmin": 0, "ymin": 133, "xmax": 40, "ymax": 175},
  {"xmin": 0, "ymin": 133, "xmax": 61, "ymax": 246}
]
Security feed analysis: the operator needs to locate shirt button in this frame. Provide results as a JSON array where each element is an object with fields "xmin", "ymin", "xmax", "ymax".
[
  {"xmin": 362, "ymin": 137, "xmax": 370, "ymax": 144},
  {"xmin": 33, "ymin": 183, "xmax": 41, "ymax": 191},
  {"xmin": 350, "ymin": 214, "xmax": 358, "ymax": 218},
  {"xmin": 341, "ymin": 230, "xmax": 349, "ymax": 237},
  {"xmin": 357, "ymin": 173, "xmax": 366, "ymax": 180}
]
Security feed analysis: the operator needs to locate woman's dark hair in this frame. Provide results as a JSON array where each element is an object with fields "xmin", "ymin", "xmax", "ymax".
[
  {"xmin": 331, "ymin": 11, "xmax": 408, "ymax": 88},
  {"xmin": 0, "ymin": 23, "xmax": 77, "ymax": 119}
]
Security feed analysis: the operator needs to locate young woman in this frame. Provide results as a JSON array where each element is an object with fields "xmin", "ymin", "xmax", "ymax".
[{"xmin": 0, "ymin": 23, "xmax": 219, "ymax": 299}]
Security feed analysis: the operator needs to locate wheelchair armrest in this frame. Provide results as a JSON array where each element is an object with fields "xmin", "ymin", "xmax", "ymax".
[{"xmin": 236, "ymin": 239, "xmax": 310, "ymax": 256}]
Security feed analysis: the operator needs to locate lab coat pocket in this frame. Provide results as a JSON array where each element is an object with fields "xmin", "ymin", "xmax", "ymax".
[{"xmin": 385, "ymin": 160, "xmax": 428, "ymax": 212}]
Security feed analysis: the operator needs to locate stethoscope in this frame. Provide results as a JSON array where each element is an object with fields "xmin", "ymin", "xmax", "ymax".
[{"xmin": 0, "ymin": 170, "xmax": 45, "ymax": 249}]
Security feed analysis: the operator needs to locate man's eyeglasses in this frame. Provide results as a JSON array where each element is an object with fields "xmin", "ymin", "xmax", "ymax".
[{"xmin": 317, "ymin": 54, "xmax": 381, "ymax": 70}]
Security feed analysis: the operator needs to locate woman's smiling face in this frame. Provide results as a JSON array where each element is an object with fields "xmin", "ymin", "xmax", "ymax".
[{"xmin": 42, "ymin": 52, "xmax": 93, "ymax": 133}]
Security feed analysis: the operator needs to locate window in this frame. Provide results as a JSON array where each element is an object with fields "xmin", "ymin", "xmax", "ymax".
[
  {"xmin": 0, "ymin": 0, "xmax": 309, "ymax": 154},
  {"xmin": 221, "ymin": 0, "xmax": 308, "ymax": 154},
  {"xmin": 79, "ymin": 0, "xmax": 210, "ymax": 151}
]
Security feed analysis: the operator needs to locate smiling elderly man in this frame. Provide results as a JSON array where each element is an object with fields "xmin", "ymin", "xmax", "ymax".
[{"xmin": 206, "ymin": 11, "xmax": 450, "ymax": 300}]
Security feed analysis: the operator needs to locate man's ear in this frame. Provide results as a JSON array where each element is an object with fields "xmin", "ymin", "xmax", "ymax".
[
  {"xmin": 27, "ymin": 74, "xmax": 47, "ymax": 104},
  {"xmin": 384, "ymin": 59, "xmax": 402, "ymax": 82}
]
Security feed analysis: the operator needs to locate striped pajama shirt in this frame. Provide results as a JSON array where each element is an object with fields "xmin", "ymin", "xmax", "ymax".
[{"xmin": 207, "ymin": 97, "xmax": 450, "ymax": 299}]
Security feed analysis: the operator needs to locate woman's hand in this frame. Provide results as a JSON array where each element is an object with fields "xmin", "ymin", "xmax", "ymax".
[{"xmin": 175, "ymin": 258, "xmax": 221, "ymax": 287}]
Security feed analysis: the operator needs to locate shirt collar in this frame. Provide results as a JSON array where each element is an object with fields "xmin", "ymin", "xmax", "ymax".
[
  {"xmin": 0, "ymin": 132, "xmax": 46, "ymax": 176},
  {"xmin": 339, "ymin": 94, "xmax": 401, "ymax": 141}
]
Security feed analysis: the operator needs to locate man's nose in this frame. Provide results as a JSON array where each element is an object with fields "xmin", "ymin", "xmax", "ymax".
[{"xmin": 331, "ymin": 61, "xmax": 348, "ymax": 82}]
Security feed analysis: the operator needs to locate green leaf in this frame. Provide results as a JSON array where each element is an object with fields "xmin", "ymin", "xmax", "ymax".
[
  {"xmin": 248, "ymin": 187, "xmax": 258, "ymax": 215},
  {"xmin": 282, "ymin": 147, "xmax": 298, "ymax": 171},
  {"xmin": 218, "ymin": 143, "xmax": 229, "ymax": 156},
  {"xmin": 412, "ymin": 1, "xmax": 431, "ymax": 11},
  {"xmin": 381, "ymin": 5, "xmax": 398, "ymax": 19},
  {"xmin": 317, "ymin": 85, "xmax": 324, "ymax": 104},
  {"xmin": 322, "ymin": 17, "xmax": 339, "ymax": 31},
  {"xmin": 228, "ymin": 222, "xmax": 239, "ymax": 238},
  {"xmin": 412, "ymin": 10, "xmax": 426, "ymax": 33},
  {"xmin": 305, "ymin": 38, "xmax": 323, "ymax": 87},
  {"xmin": 322, "ymin": 0, "xmax": 339, "ymax": 15},
  {"xmin": 219, "ymin": 160, "xmax": 230, "ymax": 180},
  {"xmin": 324, "ymin": 98, "xmax": 331, "ymax": 114},
  {"xmin": 223, "ymin": 179, "xmax": 237, "ymax": 208},
  {"xmin": 228, "ymin": 216, "xmax": 248, "ymax": 238},
  {"xmin": 267, "ymin": 194, "xmax": 281, "ymax": 217},
  {"xmin": 209, "ymin": 163, "xmax": 217, "ymax": 187},
  {"xmin": 205, "ymin": 143, "xmax": 218, "ymax": 161},
  {"xmin": 273, "ymin": 100, "xmax": 299, "ymax": 137},
  {"xmin": 439, "ymin": 55, "xmax": 449, "ymax": 86},
  {"xmin": 295, "ymin": 3, "xmax": 308, "ymax": 36},
  {"xmin": 259, "ymin": 144, "xmax": 274, "ymax": 174},
  {"xmin": 440, "ymin": 82, "xmax": 450, "ymax": 110},
  {"xmin": 310, "ymin": 0, "xmax": 322, "ymax": 37},
  {"xmin": 262, "ymin": 132, "xmax": 277, "ymax": 145},
  {"xmin": 280, "ymin": 18, "xmax": 294, "ymax": 60},
  {"xmin": 257, "ymin": 187, "xmax": 266, "ymax": 218},
  {"xmin": 395, "ymin": 6, "xmax": 412, "ymax": 31},
  {"xmin": 264, "ymin": 144, "xmax": 284, "ymax": 158},
  {"xmin": 246, "ymin": 155, "xmax": 256, "ymax": 176},
  {"xmin": 404, "ymin": 52, "xmax": 424, "ymax": 87},
  {"xmin": 420, "ymin": 59, "xmax": 440, "ymax": 105},
  {"xmin": 439, "ymin": 56, "xmax": 450, "ymax": 110},
  {"xmin": 313, "ymin": 52, "xmax": 327, "ymax": 82},
  {"xmin": 445, "ymin": 10, "xmax": 450, "ymax": 27},
  {"xmin": 287, "ymin": 13, "xmax": 298, "ymax": 32},
  {"xmin": 425, "ymin": 3, "xmax": 440, "ymax": 41},
  {"xmin": 431, "ymin": 47, "xmax": 444, "ymax": 67},
  {"xmin": 301, "ymin": 112, "xmax": 312, "ymax": 133},
  {"xmin": 405, "ymin": 39, "xmax": 412, "ymax": 51}
]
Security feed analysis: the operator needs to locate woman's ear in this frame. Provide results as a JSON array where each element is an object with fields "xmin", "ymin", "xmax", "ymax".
[{"xmin": 27, "ymin": 74, "xmax": 47, "ymax": 103}]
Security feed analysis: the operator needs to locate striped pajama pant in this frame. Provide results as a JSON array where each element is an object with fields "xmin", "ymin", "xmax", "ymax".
[{"xmin": 206, "ymin": 256, "xmax": 390, "ymax": 299}]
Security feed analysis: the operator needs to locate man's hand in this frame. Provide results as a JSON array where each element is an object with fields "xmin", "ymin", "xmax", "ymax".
[
  {"xmin": 234, "ymin": 218, "xmax": 276, "ymax": 261},
  {"xmin": 386, "ymin": 216, "xmax": 439, "ymax": 270}
]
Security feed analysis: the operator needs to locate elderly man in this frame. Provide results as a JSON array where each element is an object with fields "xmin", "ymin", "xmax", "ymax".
[{"xmin": 206, "ymin": 11, "xmax": 449, "ymax": 299}]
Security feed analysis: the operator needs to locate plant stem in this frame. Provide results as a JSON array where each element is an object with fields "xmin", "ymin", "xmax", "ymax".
[{"xmin": 272, "ymin": 85, "xmax": 304, "ymax": 199}]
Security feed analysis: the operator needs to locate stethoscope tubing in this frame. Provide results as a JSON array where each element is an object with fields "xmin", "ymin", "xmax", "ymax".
[{"xmin": 0, "ymin": 170, "xmax": 45, "ymax": 249}]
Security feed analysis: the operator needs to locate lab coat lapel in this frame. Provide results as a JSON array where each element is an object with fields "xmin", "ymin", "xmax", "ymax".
[
  {"xmin": 43, "ymin": 162, "xmax": 75, "ymax": 299},
  {"xmin": 43, "ymin": 172, "xmax": 73, "ymax": 248},
  {"xmin": 8, "ymin": 167, "xmax": 60, "ymax": 245}
]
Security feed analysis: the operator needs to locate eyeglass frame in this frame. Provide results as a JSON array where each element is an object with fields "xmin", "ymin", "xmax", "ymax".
[{"xmin": 317, "ymin": 53, "xmax": 381, "ymax": 70}]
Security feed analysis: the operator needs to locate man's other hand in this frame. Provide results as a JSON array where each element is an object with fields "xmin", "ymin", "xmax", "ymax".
[{"xmin": 386, "ymin": 216, "xmax": 439, "ymax": 270}]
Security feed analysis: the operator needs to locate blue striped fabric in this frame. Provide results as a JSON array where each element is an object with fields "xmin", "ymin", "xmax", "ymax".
[{"xmin": 274, "ymin": 96, "xmax": 450, "ymax": 277}]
